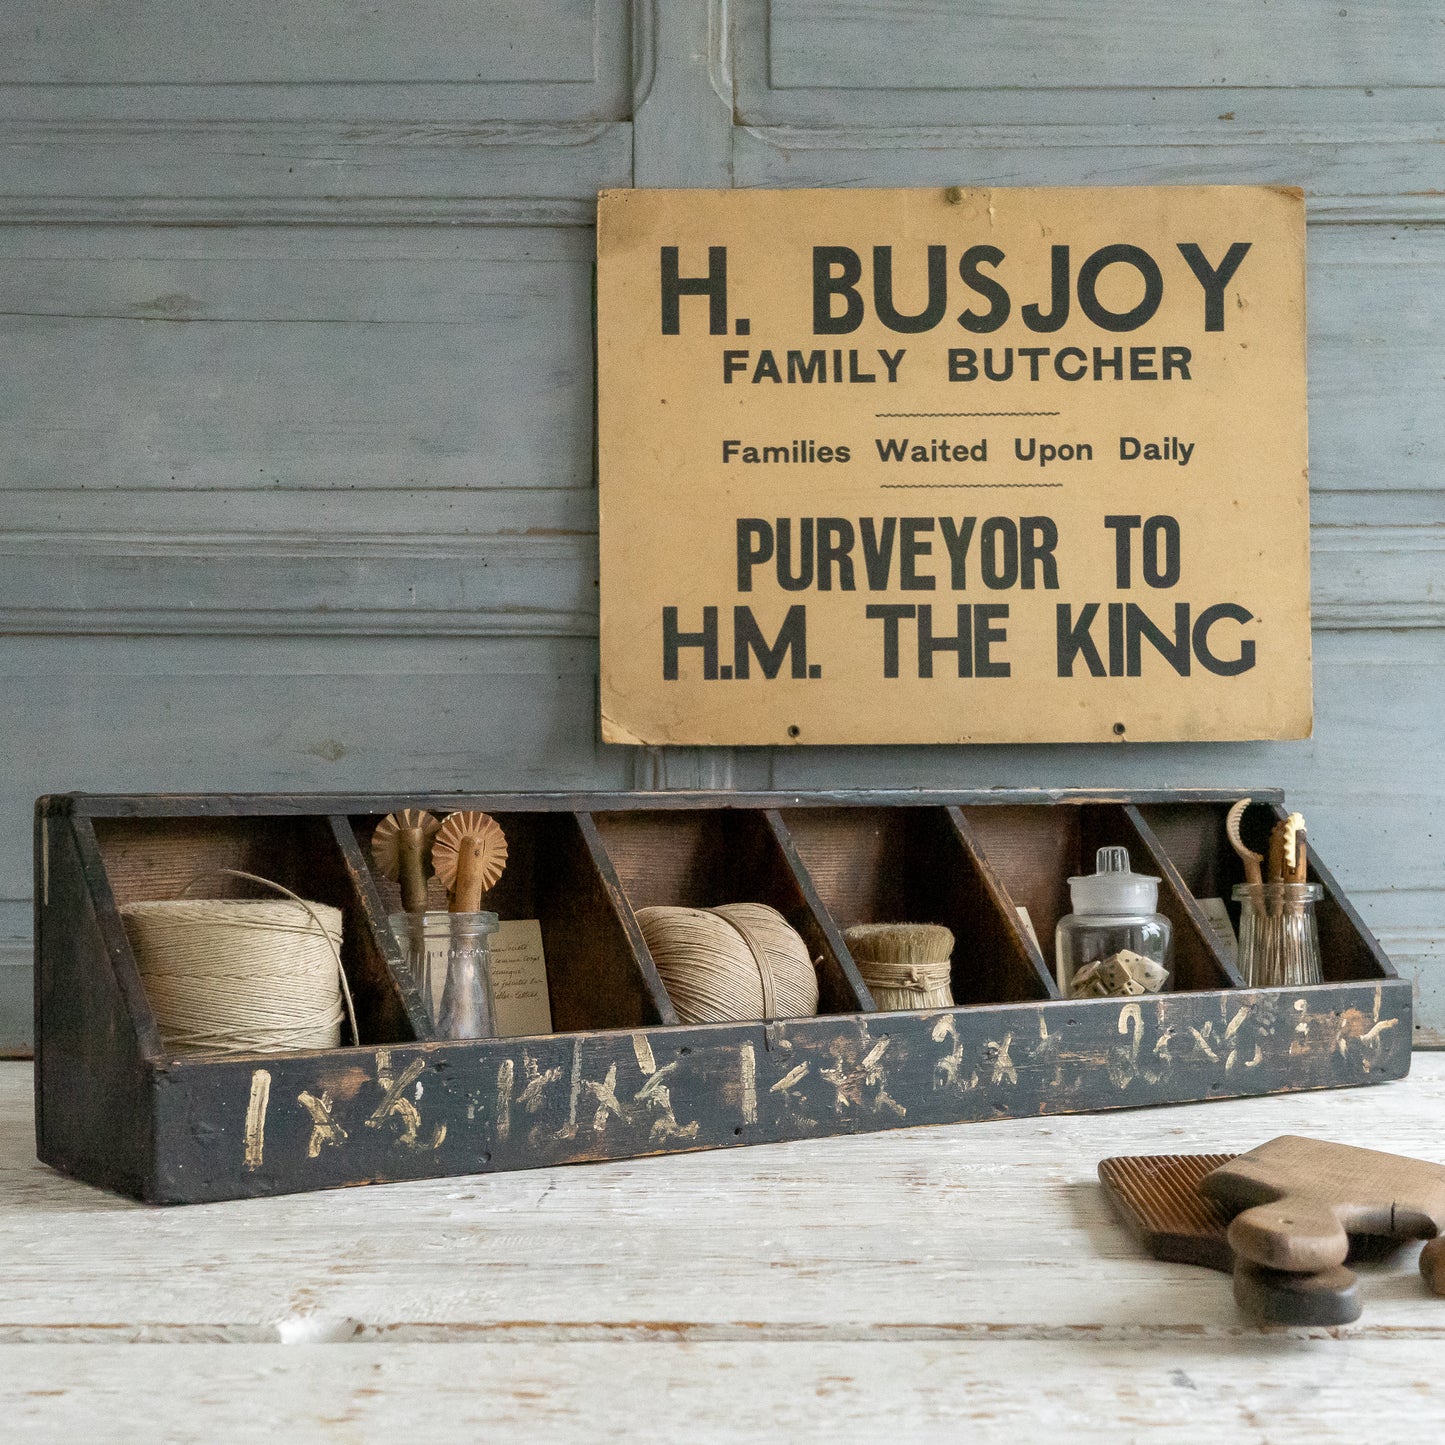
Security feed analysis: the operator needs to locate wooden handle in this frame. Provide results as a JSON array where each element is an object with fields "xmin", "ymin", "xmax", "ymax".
[
  {"xmin": 1420, "ymin": 1236, "xmax": 1445, "ymax": 1297},
  {"xmin": 369, "ymin": 808, "xmax": 440, "ymax": 914},
  {"xmin": 1228, "ymin": 1197, "xmax": 1349, "ymax": 1273},
  {"xmin": 1267, "ymin": 823, "xmax": 1287, "ymax": 885},
  {"xmin": 397, "ymin": 827, "xmax": 431, "ymax": 914},
  {"xmin": 1233, "ymin": 1259, "xmax": 1361, "ymax": 1326},
  {"xmin": 1267, "ymin": 822, "xmax": 1290, "ymax": 917},
  {"xmin": 431, "ymin": 811, "xmax": 508, "ymax": 913},
  {"xmin": 1288, "ymin": 836, "xmax": 1309, "ymax": 885},
  {"xmin": 451, "ymin": 839, "xmax": 488, "ymax": 913}
]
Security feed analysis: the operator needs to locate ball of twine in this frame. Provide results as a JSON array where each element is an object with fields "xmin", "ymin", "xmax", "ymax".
[
  {"xmin": 120, "ymin": 870, "xmax": 352, "ymax": 1056},
  {"xmin": 636, "ymin": 902, "xmax": 819, "ymax": 1025}
]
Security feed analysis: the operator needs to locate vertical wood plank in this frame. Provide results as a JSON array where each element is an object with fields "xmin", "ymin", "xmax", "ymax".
[
  {"xmin": 34, "ymin": 807, "xmax": 156, "ymax": 1199},
  {"xmin": 632, "ymin": 0, "xmax": 734, "ymax": 188},
  {"xmin": 627, "ymin": 0, "xmax": 755, "ymax": 792}
]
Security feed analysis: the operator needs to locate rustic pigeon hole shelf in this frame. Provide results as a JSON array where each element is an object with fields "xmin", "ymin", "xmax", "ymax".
[{"xmin": 34, "ymin": 790, "xmax": 1409, "ymax": 1205}]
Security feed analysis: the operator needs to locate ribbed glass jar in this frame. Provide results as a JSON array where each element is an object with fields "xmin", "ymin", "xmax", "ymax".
[
  {"xmin": 1233, "ymin": 882, "xmax": 1323, "ymax": 988},
  {"xmin": 389, "ymin": 910, "xmax": 499, "ymax": 1039}
]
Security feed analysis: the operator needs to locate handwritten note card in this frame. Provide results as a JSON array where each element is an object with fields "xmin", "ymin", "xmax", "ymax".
[{"xmin": 491, "ymin": 919, "xmax": 553, "ymax": 1038}]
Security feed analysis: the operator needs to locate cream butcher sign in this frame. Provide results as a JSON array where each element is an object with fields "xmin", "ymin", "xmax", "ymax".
[{"xmin": 596, "ymin": 186, "xmax": 1310, "ymax": 746}]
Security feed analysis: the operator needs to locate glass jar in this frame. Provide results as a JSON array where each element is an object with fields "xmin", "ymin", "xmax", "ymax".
[
  {"xmin": 389, "ymin": 910, "xmax": 499, "ymax": 1039},
  {"xmin": 1233, "ymin": 882, "xmax": 1323, "ymax": 989},
  {"xmin": 1055, "ymin": 846, "xmax": 1173, "ymax": 998}
]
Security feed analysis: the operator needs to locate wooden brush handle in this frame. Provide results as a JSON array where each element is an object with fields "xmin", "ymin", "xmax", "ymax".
[
  {"xmin": 370, "ymin": 808, "xmax": 440, "ymax": 914},
  {"xmin": 432, "ymin": 811, "xmax": 507, "ymax": 912},
  {"xmin": 1267, "ymin": 823, "xmax": 1289, "ymax": 916}
]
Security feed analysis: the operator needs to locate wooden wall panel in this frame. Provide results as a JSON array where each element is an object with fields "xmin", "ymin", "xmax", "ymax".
[
  {"xmin": 0, "ymin": 2, "xmax": 602, "ymax": 85},
  {"xmin": 0, "ymin": 124, "xmax": 628, "ymax": 224},
  {"xmin": 0, "ymin": 2, "xmax": 632, "ymax": 121},
  {"xmin": 0, "ymin": 632, "xmax": 622, "ymax": 878},
  {"xmin": 737, "ymin": 0, "xmax": 1445, "ymax": 129},
  {"xmin": 5, "ymin": 500, "xmax": 1438, "ymax": 639},
  {"xmin": 732, "ymin": 126, "xmax": 1445, "ymax": 224},
  {"xmin": 0, "ymin": 227, "xmax": 606, "ymax": 493},
  {"xmin": 766, "ymin": 1, "xmax": 1445, "ymax": 92}
]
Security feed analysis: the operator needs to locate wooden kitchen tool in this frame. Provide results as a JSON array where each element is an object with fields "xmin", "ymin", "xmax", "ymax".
[
  {"xmin": 1419, "ymin": 1236, "xmax": 1445, "ymax": 1296},
  {"xmin": 370, "ymin": 808, "xmax": 442, "ymax": 913},
  {"xmin": 431, "ymin": 810, "xmax": 508, "ymax": 912},
  {"xmin": 1200, "ymin": 1136, "xmax": 1445, "ymax": 1274},
  {"xmin": 1100, "ymin": 1152, "xmax": 1238, "ymax": 1272},
  {"xmin": 1099, "ymin": 1152, "xmax": 1362, "ymax": 1325},
  {"xmin": 1225, "ymin": 798, "xmax": 1265, "ymax": 889},
  {"xmin": 1282, "ymin": 813, "xmax": 1308, "ymax": 883}
]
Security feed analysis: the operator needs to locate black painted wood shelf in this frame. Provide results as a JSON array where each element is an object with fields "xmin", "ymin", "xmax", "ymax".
[{"xmin": 33, "ymin": 790, "xmax": 1409, "ymax": 1205}]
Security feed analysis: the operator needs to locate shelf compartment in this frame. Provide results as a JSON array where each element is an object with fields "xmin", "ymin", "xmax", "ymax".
[
  {"xmin": 90, "ymin": 812, "xmax": 414, "ymax": 1051},
  {"xmin": 958, "ymin": 803, "xmax": 1240, "ymax": 993},
  {"xmin": 586, "ymin": 808, "xmax": 867, "ymax": 1015},
  {"xmin": 350, "ymin": 810, "xmax": 675, "ymax": 1036},
  {"xmin": 778, "ymin": 805, "xmax": 1057, "ymax": 1006},
  {"xmin": 1137, "ymin": 800, "xmax": 1394, "ymax": 984}
]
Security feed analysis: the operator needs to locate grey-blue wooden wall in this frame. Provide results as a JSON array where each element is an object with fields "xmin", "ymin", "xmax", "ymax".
[{"xmin": 2, "ymin": 1, "xmax": 1442, "ymax": 1050}]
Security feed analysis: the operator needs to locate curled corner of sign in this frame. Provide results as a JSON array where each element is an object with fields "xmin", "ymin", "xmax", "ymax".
[{"xmin": 600, "ymin": 711, "xmax": 653, "ymax": 748}]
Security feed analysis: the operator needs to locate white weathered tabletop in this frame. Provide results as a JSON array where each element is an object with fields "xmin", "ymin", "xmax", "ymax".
[{"xmin": 4, "ymin": 1057, "xmax": 1444, "ymax": 1441}]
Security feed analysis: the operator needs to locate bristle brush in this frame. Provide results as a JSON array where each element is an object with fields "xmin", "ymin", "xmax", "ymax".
[
  {"xmin": 843, "ymin": 923, "xmax": 955, "ymax": 1010},
  {"xmin": 432, "ymin": 811, "xmax": 508, "ymax": 912},
  {"xmin": 371, "ymin": 809, "xmax": 442, "ymax": 913}
]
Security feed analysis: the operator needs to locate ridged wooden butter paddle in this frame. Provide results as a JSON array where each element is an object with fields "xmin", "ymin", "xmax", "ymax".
[{"xmin": 1099, "ymin": 1152, "xmax": 1362, "ymax": 1325}]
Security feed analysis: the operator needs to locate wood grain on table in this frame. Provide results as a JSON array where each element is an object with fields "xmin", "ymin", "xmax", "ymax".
[{"xmin": 4, "ymin": 1058, "xmax": 1445, "ymax": 1441}]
